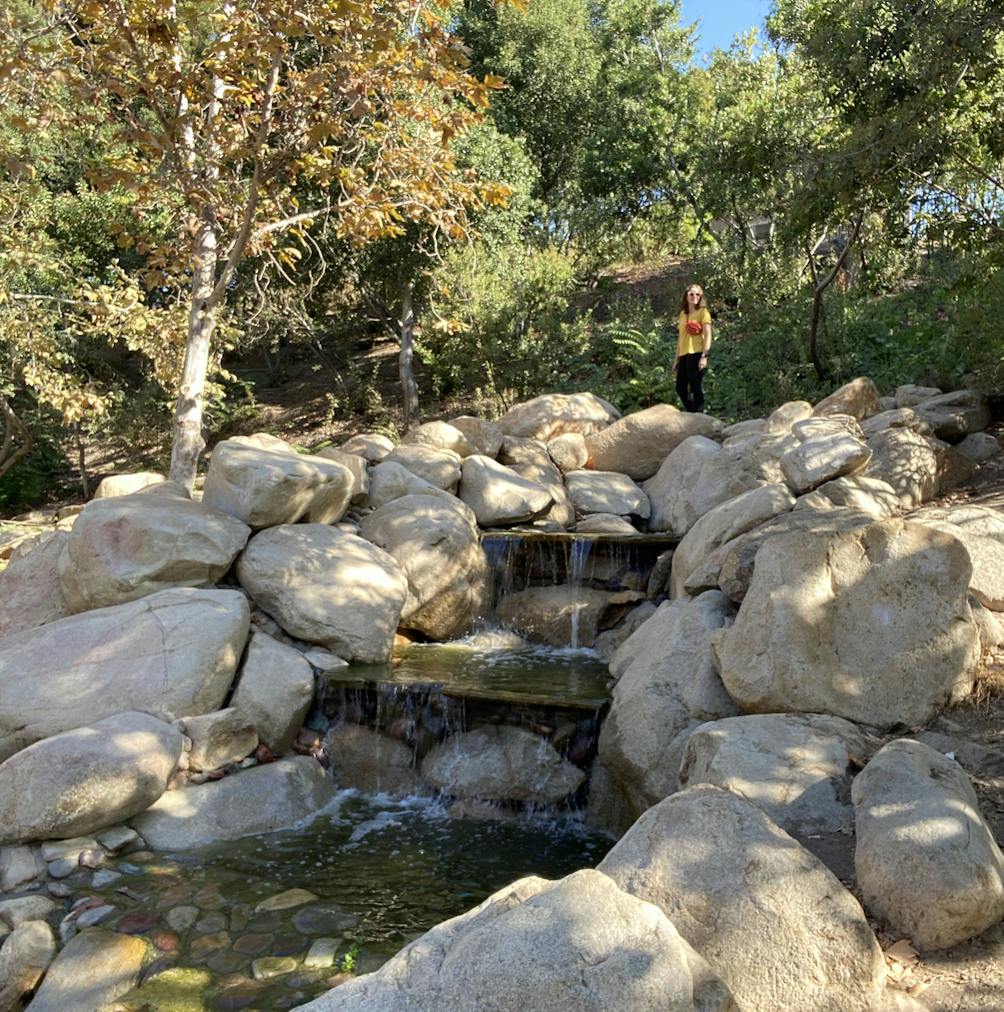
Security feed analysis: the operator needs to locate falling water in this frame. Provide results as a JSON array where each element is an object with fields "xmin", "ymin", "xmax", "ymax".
[{"xmin": 566, "ymin": 537, "xmax": 593, "ymax": 649}]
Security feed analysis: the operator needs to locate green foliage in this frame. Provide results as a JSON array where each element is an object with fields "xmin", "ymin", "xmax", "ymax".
[
  {"xmin": 339, "ymin": 940, "xmax": 362, "ymax": 974},
  {"xmin": 0, "ymin": 409, "xmax": 70, "ymax": 512}
]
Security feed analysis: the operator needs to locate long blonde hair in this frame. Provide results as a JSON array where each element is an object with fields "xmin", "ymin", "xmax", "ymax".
[{"xmin": 680, "ymin": 285, "xmax": 707, "ymax": 314}]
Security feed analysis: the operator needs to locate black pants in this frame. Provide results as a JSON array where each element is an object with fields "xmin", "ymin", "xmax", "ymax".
[{"xmin": 676, "ymin": 352, "xmax": 705, "ymax": 413}]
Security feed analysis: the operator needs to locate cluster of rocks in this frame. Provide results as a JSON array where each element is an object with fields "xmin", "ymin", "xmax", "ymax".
[{"xmin": 0, "ymin": 376, "xmax": 1000, "ymax": 1008}]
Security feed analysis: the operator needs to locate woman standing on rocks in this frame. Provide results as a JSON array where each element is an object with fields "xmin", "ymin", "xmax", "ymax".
[{"xmin": 673, "ymin": 284, "xmax": 713, "ymax": 413}]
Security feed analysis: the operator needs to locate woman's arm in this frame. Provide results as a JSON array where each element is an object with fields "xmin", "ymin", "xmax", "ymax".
[{"xmin": 699, "ymin": 321, "xmax": 712, "ymax": 369}]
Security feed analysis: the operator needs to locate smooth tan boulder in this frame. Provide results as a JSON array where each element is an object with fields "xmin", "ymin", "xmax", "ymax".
[
  {"xmin": 779, "ymin": 431, "xmax": 872, "ymax": 493},
  {"xmin": 93, "ymin": 471, "xmax": 166, "ymax": 498},
  {"xmin": 566, "ymin": 471, "xmax": 650, "ymax": 519},
  {"xmin": 863, "ymin": 427, "xmax": 942, "ymax": 507},
  {"xmin": 599, "ymin": 592, "xmax": 738, "ymax": 818},
  {"xmin": 237, "ymin": 525, "xmax": 407, "ymax": 663},
  {"xmin": 314, "ymin": 446, "xmax": 370, "ymax": 501},
  {"xmin": 422, "ymin": 726, "xmax": 584, "ymax": 804},
  {"xmin": 0, "ymin": 920, "xmax": 54, "ymax": 1009},
  {"xmin": 364, "ymin": 460, "xmax": 457, "ymax": 510},
  {"xmin": 0, "ymin": 588, "xmax": 249, "ymax": 762},
  {"xmin": 448, "ymin": 415, "xmax": 504, "ymax": 458},
  {"xmin": 913, "ymin": 388, "xmax": 990, "ymax": 441},
  {"xmin": 501, "ymin": 439, "xmax": 576, "ymax": 528},
  {"xmin": 853, "ymin": 739, "xmax": 1004, "ymax": 950},
  {"xmin": 58, "ymin": 483, "xmax": 250, "ymax": 612},
  {"xmin": 860, "ymin": 406, "xmax": 930, "ymax": 438},
  {"xmin": 765, "ymin": 400, "xmax": 813, "ymax": 432},
  {"xmin": 712, "ymin": 520, "xmax": 980, "ymax": 728},
  {"xmin": 497, "ymin": 392, "xmax": 619, "ymax": 442},
  {"xmin": 339, "ymin": 432, "xmax": 394, "ymax": 462},
  {"xmin": 583, "ymin": 404, "xmax": 722, "ymax": 480},
  {"xmin": 0, "ymin": 711, "xmax": 182, "ymax": 844},
  {"xmin": 26, "ymin": 928, "xmax": 148, "ymax": 1012},
  {"xmin": 383, "ymin": 444, "xmax": 462, "ymax": 490},
  {"xmin": 812, "ymin": 376, "xmax": 881, "ymax": 420},
  {"xmin": 496, "ymin": 586, "xmax": 644, "ymax": 649},
  {"xmin": 180, "ymin": 708, "xmax": 257, "ymax": 772},
  {"xmin": 325, "ymin": 724, "xmax": 426, "ymax": 798},
  {"xmin": 231, "ymin": 632, "xmax": 314, "ymax": 754},
  {"xmin": 546, "ymin": 432, "xmax": 589, "ymax": 473},
  {"xmin": 294, "ymin": 869, "xmax": 734, "ymax": 1012},
  {"xmin": 458, "ymin": 455, "xmax": 553, "ymax": 527},
  {"xmin": 401, "ymin": 420, "xmax": 477, "ymax": 457},
  {"xmin": 131, "ymin": 756, "xmax": 336, "ymax": 849},
  {"xmin": 599, "ymin": 786, "xmax": 887, "ymax": 1012},
  {"xmin": 794, "ymin": 475, "xmax": 900, "ymax": 519},
  {"xmin": 894, "ymin": 383, "xmax": 942, "ymax": 408},
  {"xmin": 359, "ymin": 495, "xmax": 488, "ymax": 640},
  {"xmin": 0, "ymin": 531, "xmax": 70, "ymax": 640}
]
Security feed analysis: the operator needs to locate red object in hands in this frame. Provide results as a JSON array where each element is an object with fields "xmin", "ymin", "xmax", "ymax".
[{"xmin": 685, "ymin": 319, "xmax": 702, "ymax": 335}]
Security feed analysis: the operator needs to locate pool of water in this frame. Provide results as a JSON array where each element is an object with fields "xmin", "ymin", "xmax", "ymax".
[{"xmin": 116, "ymin": 791, "xmax": 613, "ymax": 1010}]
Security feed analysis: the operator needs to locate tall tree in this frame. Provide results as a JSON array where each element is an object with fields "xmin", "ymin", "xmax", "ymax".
[{"xmin": 1, "ymin": 0, "xmax": 502, "ymax": 488}]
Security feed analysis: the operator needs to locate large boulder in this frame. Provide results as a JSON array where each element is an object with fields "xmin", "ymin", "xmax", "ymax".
[
  {"xmin": 401, "ymin": 420, "xmax": 477, "ymax": 457},
  {"xmin": 765, "ymin": 400, "xmax": 813, "ymax": 432},
  {"xmin": 359, "ymin": 495, "xmax": 489, "ymax": 640},
  {"xmin": 909, "ymin": 504, "xmax": 1004, "ymax": 611},
  {"xmin": 779, "ymin": 431, "xmax": 872, "ymax": 494},
  {"xmin": 203, "ymin": 435, "xmax": 353, "ymax": 529},
  {"xmin": 598, "ymin": 592, "xmax": 738, "ymax": 818},
  {"xmin": 92, "ymin": 471, "xmax": 166, "ymax": 498},
  {"xmin": 314, "ymin": 446, "xmax": 370, "ymax": 501},
  {"xmin": 325, "ymin": 724, "xmax": 426, "ymax": 798},
  {"xmin": 894, "ymin": 383, "xmax": 942, "ymax": 408},
  {"xmin": 496, "ymin": 392, "xmax": 619, "ymax": 442},
  {"xmin": 339, "ymin": 432, "xmax": 394, "ymax": 462},
  {"xmin": 26, "ymin": 928, "xmax": 148, "ymax": 1012},
  {"xmin": 644, "ymin": 434, "xmax": 791, "ymax": 537},
  {"xmin": 565, "ymin": 471, "xmax": 650, "ymax": 520},
  {"xmin": 421, "ymin": 726, "xmax": 584, "ymax": 804},
  {"xmin": 860, "ymin": 407, "xmax": 930, "ymax": 439},
  {"xmin": 496, "ymin": 586, "xmax": 644, "ymax": 649},
  {"xmin": 863, "ymin": 427, "xmax": 943, "ymax": 507},
  {"xmin": 58, "ymin": 483, "xmax": 250, "ymax": 612},
  {"xmin": 793, "ymin": 475, "xmax": 900, "ymax": 519},
  {"xmin": 583, "ymin": 404, "xmax": 722, "ymax": 480},
  {"xmin": 231, "ymin": 631, "xmax": 315, "ymax": 754},
  {"xmin": 812, "ymin": 376, "xmax": 881, "ymax": 420},
  {"xmin": 598, "ymin": 786, "xmax": 887, "ymax": 1012},
  {"xmin": 237, "ymin": 525, "xmax": 408, "ymax": 663},
  {"xmin": 670, "ymin": 483, "xmax": 796, "ymax": 598},
  {"xmin": 0, "ymin": 531, "xmax": 70, "ymax": 640},
  {"xmin": 364, "ymin": 460, "xmax": 456, "ymax": 511},
  {"xmin": 131, "ymin": 756, "xmax": 336, "ymax": 849},
  {"xmin": 0, "ymin": 920, "xmax": 54, "ymax": 1009},
  {"xmin": 0, "ymin": 588, "xmax": 249, "ymax": 762},
  {"xmin": 547, "ymin": 432, "xmax": 589, "ymax": 473},
  {"xmin": 912, "ymin": 388, "xmax": 990, "ymax": 442},
  {"xmin": 383, "ymin": 444, "xmax": 462, "ymax": 490},
  {"xmin": 293, "ymin": 869, "xmax": 734, "ymax": 1012},
  {"xmin": 448, "ymin": 415, "xmax": 504, "ymax": 458},
  {"xmin": 0, "ymin": 711, "xmax": 182, "ymax": 844},
  {"xmin": 180, "ymin": 708, "xmax": 257, "ymax": 772},
  {"xmin": 457, "ymin": 455, "xmax": 553, "ymax": 527},
  {"xmin": 712, "ymin": 520, "xmax": 980, "ymax": 728},
  {"xmin": 678, "ymin": 713, "xmax": 872, "ymax": 837},
  {"xmin": 853, "ymin": 739, "xmax": 1004, "ymax": 950},
  {"xmin": 500, "ymin": 439, "xmax": 576, "ymax": 529}
]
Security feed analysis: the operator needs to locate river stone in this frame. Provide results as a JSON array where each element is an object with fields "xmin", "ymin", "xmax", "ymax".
[
  {"xmin": 401, "ymin": 420, "xmax": 477, "ymax": 458},
  {"xmin": 644, "ymin": 434, "xmax": 790, "ymax": 537},
  {"xmin": 496, "ymin": 392, "xmax": 620, "ymax": 442},
  {"xmin": 0, "ymin": 530, "xmax": 70, "ymax": 640},
  {"xmin": 180, "ymin": 708, "xmax": 257, "ymax": 772},
  {"xmin": 0, "ymin": 896, "xmax": 56, "ymax": 929},
  {"xmin": 0, "ymin": 587, "xmax": 249, "ymax": 762},
  {"xmin": 853, "ymin": 739, "xmax": 1004, "ymax": 950},
  {"xmin": 0, "ymin": 711, "xmax": 182, "ymax": 845},
  {"xmin": 599, "ymin": 786, "xmax": 887, "ymax": 1012},
  {"xmin": 27, "ymin": 927, "xmax": 148, "ymax": 1012},
  {"xmin": 909, "ymin": 504, "xmax": 1004, "ymax": 611},
  {"xmin": 794, "ymin": 474, "xmax": 900, "ymax": 519},
  {"xmin": 894, "ymin": 383, "xmax": 942, "ymax": 408},
  {"xmin": 202, "ymin": 437, "xmax": 319, "ymax": 529},
  {"xmin": 712, "ymin": 519, "xmax": 980, "ymax": 728},
  {"xmin": 383, "ymin": 444, "xmax": 462, "ymax": 490},
  {"xmin": 496, "ymin": 586, "xmax": 643, "ymax": 649},
  {"xmin": 0, "ymin": 846, "xmax": 40, "ymax": 892},
  {"xmin": 57, "ymin": 483, "xmax": 251, "ymax": 613},
  {"xmin": 546, "ymin": 432, "xmax": 588, "ymax": 473},
  {"xmin": 863, "ymin": 427, "xmax": 943, "ymax": 507},
  {"xmin": 793, "ymin": 414, "xmax": 866, "ymax": 442},
  {"xmin": 339, "ymin": 432, "xmax": 394, "ymax": 462},
  {"xmin": 0, "ymin": 920, "xmax": 54, "ymax": 1009},
  {"xmin": 422, "ymin": 726, "xmax": 584, "ymax": 804},
  {"xmin": 131, "ymin": 756, "xmax": 335, "ymax": 850},
  {"xmin": 298, "ymin": 452, "xmax": 357, "ymax": 525},
  {"xmin": 504, "ymin": 446, "xmax": 576, "ymax": 529},
  {"xmin": 860, "ymin": 407, "xmax": 930, "ymax": 439},
  {"xmin": 679, "ymin": 713, "xmax": 872, "ymax": 837},
  {"xmin": 812, "ymin": 376, "xmax": 881, "ymax": 420},
  {"xmin": 324, "ymin": 724, "xmax": 425, "ymax": 798},
  {"xmin": 912, "ymin": 388, "xmax": 990, "ymax": 442},
  {"xmin": 582, "ymin": 404, "xmax": 722, "ymax": 480},
  {"xmin": 231, "ymin": 631, "xmax": 314, "ymax": 753},
  {"xmin": 973, "ymin": 601, "xmax": 1004, "ymax": 651},
  {"xmin": 256, "ymin": 888, "xmax": 318, "ymax": 912},
  {"xmin": 458, "ymin": 455, "xmax": 553, "ymax": 527},
  {"xmin": 598, "ymin": 592, "xmax": 737, "ymax": 819},
  {"xmin": 363, "ymin": 460, "xmax": 456, "ymax": 511},
  {"xmin": 575, "ymin": 513, "xmax": 638, "ymax": 535},
  {"xmin": 670, "ymin": 482, "xmax": 796, "ymax": 598},
  {"xmin": 237, "ymin": 525, "xmax": 407, "ymax": 663},
  {"xmin": 293, "ymin": 869, "xmax": 734, "ymax": 1012},
  {"xmin": 765, "ymin": 399, "xmax": 813, "ymax": 432},
  {"xmin": 359, "ymin": 495, "xmax": 488, "ymax": 641},
  {"xmin": 956, "ymin": 431, "xmax": 1000, "ymax": 462},
  {"xmin": 448, "ymin": 415, "xmax": 504, "ymax": 458},
  {"xmin": 779, "ymin": 431, "xmax": 872, "ymax": 493},
  {"xmin": 565, "ymin": 471, "xmax": 650, "ymax": 519},
  {"xmin": 710, "ymin": 505, "xmax": 875, "ymax": 605},
  {"xmin": 314, "ymin": 447, "xmax": 370, "ymax": 501},
  {"xmin": 93, "ymin": 471, "xmax": 166, "ymax": 498}
]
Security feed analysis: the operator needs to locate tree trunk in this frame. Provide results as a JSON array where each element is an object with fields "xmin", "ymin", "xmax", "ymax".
[
  {"xmin": 398, "ymin": 279, "xmax": 420, "ymax": 430},
  {"xmin": 0, "ymin": 394, "xmax": 31, "ymax": 482},
  {"xmin": 169, "ymin": 220, "xmax": 218, "ymax": 490}
]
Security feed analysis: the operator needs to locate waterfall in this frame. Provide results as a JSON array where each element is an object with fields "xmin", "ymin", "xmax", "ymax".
[{"xmin": 567, "ymin": 537, "xmax": 593, "ymax": 649}]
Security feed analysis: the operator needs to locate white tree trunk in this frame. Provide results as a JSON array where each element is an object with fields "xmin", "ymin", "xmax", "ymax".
[
  {"xmin": 169, "ymin": 220, "xmax": 218, "ymax": 490},
  {"xmin": 398, "ymin": 279, "xmax": 420, "ymax": 430}
]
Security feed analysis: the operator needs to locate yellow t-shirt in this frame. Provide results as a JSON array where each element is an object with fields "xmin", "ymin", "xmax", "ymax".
[{"xmin": 677, "ymin": 307, "xmax": 712, "ymax": 356}]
